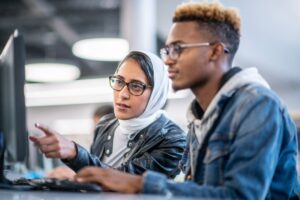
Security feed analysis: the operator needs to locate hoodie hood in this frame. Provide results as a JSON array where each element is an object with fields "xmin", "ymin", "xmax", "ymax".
[{"xmin": 187, "ymin": 67, "xmax": 270, "ymax": 144}]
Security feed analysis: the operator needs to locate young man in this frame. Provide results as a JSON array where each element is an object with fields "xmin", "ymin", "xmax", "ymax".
[{"xmin": 74, "ymin": 2, "xmax": 299, "ymax": 199}]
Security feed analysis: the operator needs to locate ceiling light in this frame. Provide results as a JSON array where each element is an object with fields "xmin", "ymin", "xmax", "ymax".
[
  {"xmin": 26, "ymin": 63, "xmax": 80, "ymax": 83},
  {"xmin": 72, "ymin": 38, "xmax": 129, "ymax": 61}
]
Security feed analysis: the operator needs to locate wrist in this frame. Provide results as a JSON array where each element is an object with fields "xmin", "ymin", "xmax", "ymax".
[
  {"xmin": 68, "ymin": 141, "xmax": 77, "ymax": 160},
  {"xmin": 132, "ymin": 175, "xmax": 143, "ymax": 193}
]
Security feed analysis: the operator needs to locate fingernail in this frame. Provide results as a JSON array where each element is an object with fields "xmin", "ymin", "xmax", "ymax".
[
  {"xmin": 35, "ymin": 123, "xmax": 40, "ymax": 127},
  {"xmin": 75, "ymin": 178, "xmax": 82, "ymax": 182}
]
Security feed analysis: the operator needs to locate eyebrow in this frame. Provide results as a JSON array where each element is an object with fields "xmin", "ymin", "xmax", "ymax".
[
  {"xmin": 165, "ymin": 40, "xmax": 185, "ymax": 46},
  {"xmin": 115, "ymin": 75, "xmax": 146, "ymax": 84}
]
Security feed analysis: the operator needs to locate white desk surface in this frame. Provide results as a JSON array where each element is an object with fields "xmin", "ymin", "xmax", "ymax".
[{"xmin": 0, "ymin": 189, "xmax": 195, "ymax": 200}]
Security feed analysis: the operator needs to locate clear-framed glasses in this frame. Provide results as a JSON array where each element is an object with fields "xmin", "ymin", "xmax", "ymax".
[
  {"xmin": 109, "ymin": 75, "xmax": 152, "ymax": 96},
  {"xmin": 160, "ymin": 42, "xmax": 230, "ymax": 62}
]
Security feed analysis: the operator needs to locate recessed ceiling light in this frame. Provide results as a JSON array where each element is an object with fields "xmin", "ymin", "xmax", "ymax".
[
  {"xmin": 72, "ymin": 38, "xmax": 129, "ymax": 61},
  {"xmin": 25, "ymin": 63, "xmax": 80, "ymax": 83}
]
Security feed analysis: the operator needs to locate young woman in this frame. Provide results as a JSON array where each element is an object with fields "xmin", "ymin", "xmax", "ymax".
[{"xmin": 29, "ymin": 51, "xmax": 186, "ymax": 178}]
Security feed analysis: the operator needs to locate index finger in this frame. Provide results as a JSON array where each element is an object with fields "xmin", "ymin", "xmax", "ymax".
[{"xmin": 35, "ymin": 123, "xmax": 55, "ymax": 136}]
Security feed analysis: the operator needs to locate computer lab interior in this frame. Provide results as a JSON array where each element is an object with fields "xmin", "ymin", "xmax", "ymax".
[{"xmin": 0, "ymin": 0, "xmax": 299, "ymax": 197}]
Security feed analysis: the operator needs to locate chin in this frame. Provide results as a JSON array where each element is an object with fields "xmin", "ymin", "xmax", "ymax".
[
  {"xmin": 171, "ymin": 82, "xmax": 188, "ymax": 92},
  {"xmin": 115, "ymin": 114, "xmax": 129, "ymax": 120},
  {"xmin": 115, "ymin": 112, "xmax": 133, "ymax": 120}
]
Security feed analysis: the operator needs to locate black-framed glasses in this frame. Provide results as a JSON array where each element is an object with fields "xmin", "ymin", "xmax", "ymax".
[
  {"xmin": 109, "ymin": 76, "xmax": 152, "ymax": 96},
  {"xmin": 160, "ymin": 42, "xmax": 230, "ymax": 62}
]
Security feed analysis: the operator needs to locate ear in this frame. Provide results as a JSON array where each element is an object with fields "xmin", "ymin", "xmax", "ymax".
[{"xmin": 209, "ymin": 43, "xmax": 224, "ymax": 61}]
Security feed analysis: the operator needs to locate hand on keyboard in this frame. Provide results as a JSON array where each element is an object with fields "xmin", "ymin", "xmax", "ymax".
[{"xmin": 13, "ymin": 178, "xmax": 102, "ymax": 192}]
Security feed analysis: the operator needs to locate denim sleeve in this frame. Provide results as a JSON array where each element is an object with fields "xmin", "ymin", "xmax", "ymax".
[
  {"xmin": 142, "ymin": 170, "xmax": 238, "ymax": 197},
  {"xmin": 143, "ymin": 92, "xmax": 298, "ymax": 199},
  {"xmin": 223, "ymin": 93, "xmax": 297, "ymax": 199}
]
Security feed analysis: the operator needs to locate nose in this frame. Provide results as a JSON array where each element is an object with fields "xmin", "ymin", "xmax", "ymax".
[
  {"xmin": 119, "ymin": 85, "xmax": 130, "ymax": 99},
  {"xmin": 163, "ymin": 56, "xmax": 176, "ymax": 67}
]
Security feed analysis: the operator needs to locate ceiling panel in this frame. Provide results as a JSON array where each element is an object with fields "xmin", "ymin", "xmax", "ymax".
[{"xmin": 0, "ymin": 0, "xmax": 121, "ymax": 81}]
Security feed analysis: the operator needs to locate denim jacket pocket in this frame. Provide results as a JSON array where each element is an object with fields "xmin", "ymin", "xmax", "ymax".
[
  {"xmin": 203, "ymin": 147, "xmax": 229, "ymax": 163},
  {"xmin": 202, "ymin": 139, "xmax": 229, "ymax": 186}
]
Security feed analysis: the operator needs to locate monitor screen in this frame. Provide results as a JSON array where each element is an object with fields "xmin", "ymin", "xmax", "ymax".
[{"xmin": 0, "ymin": 30, "xmax": 28, "ymax": 170}]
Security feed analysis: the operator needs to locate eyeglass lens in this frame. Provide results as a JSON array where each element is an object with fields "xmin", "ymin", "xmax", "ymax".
[{"xmin": 110, "ymin": 77, "xmax": 146, "ymax": 96}]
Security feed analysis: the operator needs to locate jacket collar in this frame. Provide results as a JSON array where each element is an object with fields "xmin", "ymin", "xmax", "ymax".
[
  {"xmin": 187, "ymin": 67, "xmax": 270, "ymax": 144},
  {"xmin": 187, "ymin": 67, "xmax": 270, "ymax": 124},
  {"xmin": 187, "ymin": 67, "xmax": 242, "ymax": 124}
]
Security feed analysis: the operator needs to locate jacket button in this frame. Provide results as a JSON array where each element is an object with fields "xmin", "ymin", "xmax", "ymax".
[
  {"xmin": 107, "ymin": 135, "xmax": 112, "ymax": 140},
  {"xmin": 128, "ymin": 142, "xmax": 132, "ymax": 147},
  {"xmin": 105, "ymin": 149, "xmax": 110, "ymax": 155},
  {"xmin": 139, "ymin": 134, "xmax": 144, "ymax": 139}
]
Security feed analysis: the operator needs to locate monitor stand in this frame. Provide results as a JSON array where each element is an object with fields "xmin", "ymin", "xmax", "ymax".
[
  {"xmin": 0, "ymin": 131, "xmax": 31, "ymax": 190},
  {"xmin": 0, "ymin": 131, "xmax": 11, "ymax": 185}
]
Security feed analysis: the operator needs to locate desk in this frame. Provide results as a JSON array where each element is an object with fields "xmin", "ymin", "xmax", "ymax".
[{"xmin": 0, "ymin": 189, "xmax": 192, "ymax": 200}]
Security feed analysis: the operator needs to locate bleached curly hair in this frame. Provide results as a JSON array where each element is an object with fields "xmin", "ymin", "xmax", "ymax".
[{"xmin": 173, "ymin": 1, "xmax": 241, "ymax": 61}]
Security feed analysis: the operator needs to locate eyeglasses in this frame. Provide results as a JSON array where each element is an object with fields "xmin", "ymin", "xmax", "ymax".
[
  {"xmin": 160, "ymin": 42, "xmax": 230, "ymax": 62},
  {"xmin": 109, "ymin": 76, "xmax": 152, "ymax": 96}
]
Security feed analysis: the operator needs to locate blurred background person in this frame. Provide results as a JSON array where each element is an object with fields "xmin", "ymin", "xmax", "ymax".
[{"xmin": 92, "ymin": 104, "xmax": 114, "ymax": 127}]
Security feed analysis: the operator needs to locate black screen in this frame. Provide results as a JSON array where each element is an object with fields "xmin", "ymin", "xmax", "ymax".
[{"xmin": 0, "ymin": 30, "xmax": 28, "ymax": 170}]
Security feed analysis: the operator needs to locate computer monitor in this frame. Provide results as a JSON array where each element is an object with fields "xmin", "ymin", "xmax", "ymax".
[{"xmin": 0, "ymin": 30, "xmax": 28, "ymax": 183}]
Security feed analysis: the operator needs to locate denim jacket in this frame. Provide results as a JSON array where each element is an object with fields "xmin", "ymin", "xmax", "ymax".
[
  {"xmin": 142, "ymin": 68, "xmax": 299, "ymax": 199},
  {"xmin": 64, "ymin": 114, "xmax": 186, "ymax": 178}
]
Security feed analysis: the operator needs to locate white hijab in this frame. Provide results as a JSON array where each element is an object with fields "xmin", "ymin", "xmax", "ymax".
[{"xmin": 117, "ymin": 51, "xmax": 169, "ymax": 135}]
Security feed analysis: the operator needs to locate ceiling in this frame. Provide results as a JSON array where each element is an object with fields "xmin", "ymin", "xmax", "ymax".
[{"xmin": 0, "ymin": 0, "xmax": 122, "ymax": 80}]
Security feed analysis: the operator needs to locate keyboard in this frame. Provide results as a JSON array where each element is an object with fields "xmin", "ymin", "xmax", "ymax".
[{"xmin": 12, "ymin": 177, "xmax": 102, "ymax": 192}]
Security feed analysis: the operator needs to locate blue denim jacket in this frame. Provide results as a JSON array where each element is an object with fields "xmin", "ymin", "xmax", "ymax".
[{"xmin": 142, "ymin": 68, "xmax": 299, "ymax": 199}]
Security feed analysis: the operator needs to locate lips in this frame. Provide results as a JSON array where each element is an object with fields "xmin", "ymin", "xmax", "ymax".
[
  {"xmin": 168, "ymin": 70, "xmax": 178, "ymax": 79},
  {"xmin": 116, "ymin": 103, "xmax": 130, "ymax": 109}
]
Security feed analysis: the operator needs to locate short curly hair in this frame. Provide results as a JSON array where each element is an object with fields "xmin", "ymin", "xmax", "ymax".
[{"xmin": 173, "ymin": 1, "xmax": 241, "ymax": 61}]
